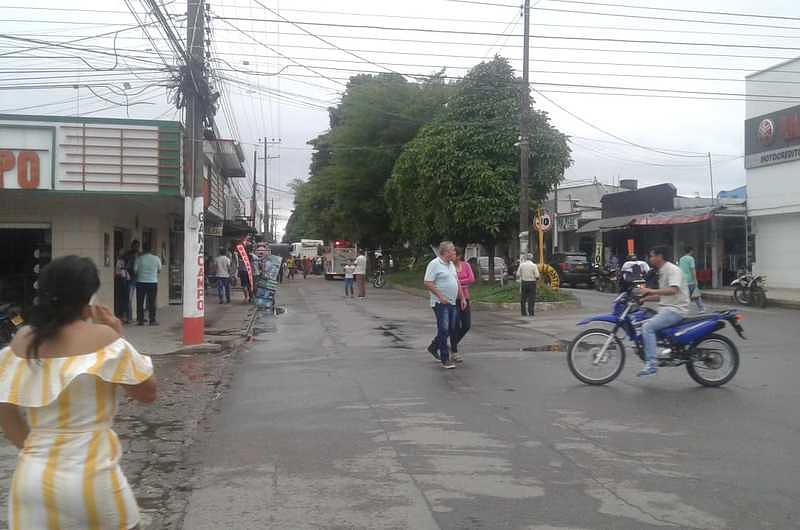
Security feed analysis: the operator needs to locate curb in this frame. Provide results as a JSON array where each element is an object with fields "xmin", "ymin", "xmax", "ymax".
[
  {"xmin": 162, "ymin": 307, "xmax": 260, "ymax": 355},
  {"xmin": 702, "ymin": 291, "xmax": 800, "ymax": 311},
  {"xmin": 388, "ymin": 283, "xmax": 580, "ymax": 313}
]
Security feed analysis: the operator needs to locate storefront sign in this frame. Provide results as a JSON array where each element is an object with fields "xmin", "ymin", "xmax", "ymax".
[
  {"xmin": 557, "ymin": 212, "xmax": 580, "ymax": 232},
  {"xmin": 183, "ymin": 197, "xmax": 205, "ymax": 344},
  {"xmin": 745, "ymin": 104, "xmax": 800, "ymax": 168},
  {"xmin": 0, "ymin": 126, "xmax": 53, "ymax": 189},
  {"xmin": 206, "ymin": 222, "xmax": 224, "ymax": 237}
]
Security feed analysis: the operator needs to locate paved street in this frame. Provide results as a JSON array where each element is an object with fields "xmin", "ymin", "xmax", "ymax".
[{"xmin": 178, "ymin": 277, "xmax": 800, "ymax": 530}]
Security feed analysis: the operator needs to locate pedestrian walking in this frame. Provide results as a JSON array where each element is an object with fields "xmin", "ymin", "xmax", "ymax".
[
  {"xmin": 122, "ymin": 239, "xmax": 140, "ymax": 324},
  {"xmin": 516, "ymin": 253, "xmax": 540, "ymax": 317},
  {"xmin": 344, "ymin": 260, "xmax": 356, "ymax": 298},
  {"xmin": 237, "ymin": 251, "xmax": 252, "ymax": 302},
  {"xmin": 214, "ymin": 249, "xmax": 232, "ymax": 304},
  {"xmin": 354, "ymin": 250, "xmax": 368, "ymax": 299},
  {"xmin": 134, "ymin": 242, "xmax": 162, "ymax": 325},
  {"xmin": 0, "ymin": 255, "xmax": 157, "ymax": 530},
  {"xmin": 619, "ymin": 254, "xmax": 650, "ymax": 292},
  {"xmin": 287, "ymin": 256, "xmax": 296, "ymax": 280},
  {"xmin": 451, "ymin": 246, "xmax": 475, "ymax": 362},
  {"xmin": 679, "ymin": 246, "xmax": 705, "ymax": 312},
  {"xmin": 424, "ymin": 241, "xmax": 462, "ymax": 369},
  {"xmin": 636, "ymin": 246, "xmax": 690, "ymax": 377},
  {"xmin": 114, "ymin": 252, "xmax": 130, "ymax": 322}
]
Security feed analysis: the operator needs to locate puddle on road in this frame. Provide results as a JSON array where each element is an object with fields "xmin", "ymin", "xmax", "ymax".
[{"xmin": 375, "ymin": 322, "xmax": 413, "ymax": 350}]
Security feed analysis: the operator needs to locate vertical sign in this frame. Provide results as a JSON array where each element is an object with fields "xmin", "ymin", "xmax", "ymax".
[{"xmin": 183, "ymin": 196, "xmax": 205, "ymax": 344}]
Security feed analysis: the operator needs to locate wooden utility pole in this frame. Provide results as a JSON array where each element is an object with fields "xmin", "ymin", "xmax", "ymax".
[
  {"xmin": 252, "ymin": 147, "xmax": 258, "ymax": 228},
  {"xmin": 183, "ymin": 0, "xmax": 206, "ymax": 345},
  {"xmin": 519, "ymin": 0, "xmax": 531, "ymax": 256}
]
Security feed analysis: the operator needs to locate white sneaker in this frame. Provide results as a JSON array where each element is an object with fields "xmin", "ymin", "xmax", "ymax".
[{"xmin": 452, "ymin": 353, "xmax": 464, "ymax": 363}]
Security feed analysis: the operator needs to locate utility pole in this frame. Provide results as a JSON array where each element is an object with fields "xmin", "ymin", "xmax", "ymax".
[
  {"xmin": 183, "ymin": 0, "xmax": 206, "ymax": 346},
  {"xmin": 518, "ymin": 0, "xmax": 532, "ymax": 257},
  {"xmin": 270, "ymin": 197, "xmax": 276, "ymax": 242},
  {"xmin": 552, "ymin": 183, "xmax": 558, "ymax": 254},
  {"xmin": 252, "ymin": 147, "xmax": 258, "ymax": 228},
  {"xmin": 707, "ymin": 152, "xmax": 715, "ymax": 205},
  {"xmin": 259, "ymin": 137, "xmax": 280, "ymax": 241}
]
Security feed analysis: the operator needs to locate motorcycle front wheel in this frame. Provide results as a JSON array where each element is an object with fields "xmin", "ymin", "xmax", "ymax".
[
  {"xmin": 733, "ymin": 286, "xmax": 750, "ymax": 306},
  {"xmin": 686, "ymin": 333, "xmax": 740, "ymax": 387},
  {"xmin": 751, "ymin": 287, "xmax": 767, "ymax": 308},
  {"xmin": 567, "ymin": 328, "xmax": 626, "ymax": 385},
  {"xmin": 372, "ymin": 274, "xmax": 385, "ymax": 288}
]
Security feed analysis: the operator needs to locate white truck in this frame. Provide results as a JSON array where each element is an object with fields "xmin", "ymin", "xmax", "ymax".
[
  {"xmin": 324, "ymin": 240, "xmax": 357, "ymax": 280},
  {"xmin": 291, "ymin": 239, "xmax": 323, "ymax": 260}
]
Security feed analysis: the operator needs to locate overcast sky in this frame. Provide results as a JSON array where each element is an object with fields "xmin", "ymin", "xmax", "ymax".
[{"xmin": 2, "ymin": 0, "xmax": 798, "ymax": 238}]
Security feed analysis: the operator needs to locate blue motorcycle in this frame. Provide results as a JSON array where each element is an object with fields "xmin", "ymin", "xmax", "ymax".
[{"xmin": 567, "ymin": 289, "xmax": 746, "ymax": 387}]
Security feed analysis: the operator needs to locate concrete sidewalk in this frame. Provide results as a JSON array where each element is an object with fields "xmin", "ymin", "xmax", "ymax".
[
  {"xmin": 702, "ymin": 286, "xmax": 800, "ymax": 310},
  {"xmin": 122, "ymin": 294, "xmax": 257, "ymax": 356}
]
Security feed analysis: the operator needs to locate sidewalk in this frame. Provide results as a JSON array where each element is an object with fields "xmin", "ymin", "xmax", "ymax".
[
  {"xmin": 702, "ymin": 287, "xmax": 800, "ymax": 310},
  {"xmin": 123, "ymin": 294, "xmax": 257, "ymax": 356}
]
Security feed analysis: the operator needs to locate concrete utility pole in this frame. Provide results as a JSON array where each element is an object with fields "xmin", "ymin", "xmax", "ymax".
[
  {"xmin": 260, "ymin": 138, "xmax": 280, "ymax": 241},
  {"xmin": 552, "ymin": 182, "xmax": 558, "ymax": 254},
  {"xmin": 519, "ymin": 0, "xmax": 532, "ymax": 256},
  {"xmin": 707, "ymin": 152, "xmax": 715, "ymax": 205},
  {"xmin": 252, "ymin": 147, "xmax": 258, "ymax": 228},
  {"xmin": 183, "ymin": 0, "xmax": 206, "ymax": 345}
]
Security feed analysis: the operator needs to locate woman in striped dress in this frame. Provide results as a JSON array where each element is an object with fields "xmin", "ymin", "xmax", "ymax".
[{"xmin": 0, "ymin": 256, "xmax": 157, "ymax": 529}]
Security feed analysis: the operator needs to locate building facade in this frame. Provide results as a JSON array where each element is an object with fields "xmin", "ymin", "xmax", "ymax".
[{"xmin": 745, "ymin": 58, "xmax": 800, "ymax": 289}]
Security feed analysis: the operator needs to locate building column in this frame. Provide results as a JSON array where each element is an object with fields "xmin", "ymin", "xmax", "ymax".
[
  {"xmin": 710, "ymin": 216, "xmax": 721, "ymax": 289},
  {"xmin": 672, "ymin": 224, "xmax": 679, "ymax": 259}
]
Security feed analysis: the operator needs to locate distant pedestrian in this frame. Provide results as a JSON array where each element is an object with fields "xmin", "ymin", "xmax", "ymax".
[
  {"xmin": 354, "ymin": 250, "xmax": 367, "ymax": 298},
  {"xmin": 679, "ymin": 246, "xmax": 705, "ymax": 312},
  {"xmin": 114, "ymin": 252, "xmax": 130, "ymax": 321},
  {"xmin": 516, "ymin": 253, "xmax": 540, "ymax": 317},
  {"xmin": 620, "ymin": 254, "xmax": 650, "ymax": 292},
  {"xmin": 287, "ymin": 256, "xmax": 296, "ymax": 280},
  {"xmin": 451, "ymin": 246, "xmax": 475, "ymax": 362},
  {"xmin": 344, "ymin": 260, "xmax": 356, "ymax": 298},
  {"xmin": 424, "ymin": 241, "xmax": 461, "ymax": 369},
  {"xmin": 237, "ymin": 251, "xmax": 252, "ymax": 302},
  {"xmin": 134, "ymin": 242, "xmax": 162, "ymax": 325},
  {"xmin": 303, "ymin": 257, "xmax": 310, "ymax": 278},
  {"xmin": 214, "ymin": 249, "xmax": 232, "ymax": 304}
]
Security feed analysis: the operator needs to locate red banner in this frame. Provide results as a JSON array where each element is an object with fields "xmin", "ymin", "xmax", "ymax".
[{"xmin": 236, "ymin": 243, "xmax": 253, "ymax": 292}]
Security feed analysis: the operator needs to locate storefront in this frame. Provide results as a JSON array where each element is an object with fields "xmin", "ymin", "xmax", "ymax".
[
  {"xmin": 745, "ymin": 57, "xmax": 800, "ymax": 289},
  {"xmin": 0, "ymin": 114, "xmax": 183, "ymax": 311}
]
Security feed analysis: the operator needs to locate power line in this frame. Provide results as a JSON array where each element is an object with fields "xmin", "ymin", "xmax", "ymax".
[{"xmin": 547, "ymin": 0, "xmax": 800, "ymax": 23}]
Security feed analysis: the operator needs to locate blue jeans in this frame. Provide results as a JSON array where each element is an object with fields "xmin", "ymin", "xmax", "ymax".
[
  {"xmin": 217, "ymin": 277, "xmax": 231, "ymax": 303},
  {"xmin": 344, "ymin": 278, "xmax": 354, "ymax": 297},
  {"xmin": 641, "ymin": 309, "xmax": 684, "ymax": 363},
  {"xmin": 433, "ymin": 303, "xmax": 457, "ymax": 363}
]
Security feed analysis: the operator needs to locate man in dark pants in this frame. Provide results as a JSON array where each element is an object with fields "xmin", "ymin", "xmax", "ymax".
[
  {"xmin": 516, "ymin": 254, "xmax": 540, "ymax": 317},
  {"xmin": 134, "ymin": 242, "xmax": 162, "ymax": 325}
]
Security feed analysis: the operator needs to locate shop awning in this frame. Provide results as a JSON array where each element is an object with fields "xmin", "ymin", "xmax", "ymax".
[
  {"xmin": 576, "ymin": 214, "xmax": 637, "ymax": 233},
  {"xmin": 634, "ymin": 206, "xmax": 716, "ymax": 226}
]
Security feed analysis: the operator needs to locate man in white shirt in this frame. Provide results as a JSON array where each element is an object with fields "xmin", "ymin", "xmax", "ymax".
[
  {"xmin": 516, "ymin": 254, "xmax": 540, "ymax": 317},
  {"xmin": 343, "ymin": 261, "xmax": 356, "ymax": 298},
  {"xmin": 637, "ymin": 245, "xmax": 690, "ymax": 377},
  {"xmin": 354, "ymin": 250, "xmax": 368, "ymax": 299},
  {"xmin": 620, "ymin": 254, "xmax": 650, "ymax": 292},
  {"xmin": 423, "ymin": 241, "xmax": 462, "ymax": 369},
  {"xmin": 213, "ymin": 249, "xmax": 232, "ymax": 304}
]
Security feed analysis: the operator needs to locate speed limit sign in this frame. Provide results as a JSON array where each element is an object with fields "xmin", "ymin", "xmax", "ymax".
[{"xmin": 535, "ymin": 211, "xmax": 552, "ymax": 232}]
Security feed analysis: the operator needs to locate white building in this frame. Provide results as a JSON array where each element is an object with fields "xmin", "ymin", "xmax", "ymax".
[{"xmin": 745, "ymin": 58, "xmax": 800, "ymax": 289}]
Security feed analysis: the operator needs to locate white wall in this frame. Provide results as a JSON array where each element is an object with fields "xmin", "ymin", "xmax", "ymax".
[
  {"xmin": 752, "ymin": 213, "xmax": 800, "ymax": 289},
  {"xmin": 746, "ymin": 59, "xmax": 800, "ymax": 217}
]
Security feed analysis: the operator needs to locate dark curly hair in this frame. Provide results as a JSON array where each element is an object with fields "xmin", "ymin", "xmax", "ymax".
[{"xmin": 26, "ymin": 256, "xmax": 100, "ymax": 359}]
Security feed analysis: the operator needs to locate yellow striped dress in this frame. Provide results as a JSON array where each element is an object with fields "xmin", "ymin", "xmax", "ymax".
[{"xmin": 0, "ymin": 338, "xmax": 153, "ymax": 530}]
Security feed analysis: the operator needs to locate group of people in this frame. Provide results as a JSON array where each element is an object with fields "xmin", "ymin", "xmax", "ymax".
[
  {"xmin": 423, "ymin": 242, "xmax": 475, "ymax": 369},
  {"xmin": 343, "ymin": 250, "xmax": 368, "ymax": 298},
  {"xmin": 114, "ymin": 239, "xmax": 162, "ymax": 326}
]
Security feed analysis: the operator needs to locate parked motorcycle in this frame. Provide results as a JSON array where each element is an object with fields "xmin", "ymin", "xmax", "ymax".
[
  {"xmin": 567, "ymin": 287, "xmax": 745, "ymax": 387},
  {"xmin": 731, "ymin": 272, "xmax": 767, "ymax": 308},
  {"xmin": 0, "ymin": 303, "xmax": 24, "ymax": 346},
  {"xmin": 372, "ymin": 269, "xmax": 385, "ymax": 289},
  {"xmin": 593, "ymin": 267, "xmax": 618, "ymax": 293}
]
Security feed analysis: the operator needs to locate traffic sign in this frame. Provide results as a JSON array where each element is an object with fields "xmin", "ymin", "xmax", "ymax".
[{"xmin": 535, "ymin": 211, "xmax": 552, "ymax": 232}]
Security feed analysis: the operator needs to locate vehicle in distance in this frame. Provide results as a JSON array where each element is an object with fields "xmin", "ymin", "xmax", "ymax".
[{"xmin": 550, "ymin": 251, "xmax": 595, "ymax": 287}]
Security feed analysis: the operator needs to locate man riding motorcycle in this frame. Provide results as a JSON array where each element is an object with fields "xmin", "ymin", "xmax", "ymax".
[{"xmin": 636, "ymin": 245, "xmax": 691, "ymax": 377}]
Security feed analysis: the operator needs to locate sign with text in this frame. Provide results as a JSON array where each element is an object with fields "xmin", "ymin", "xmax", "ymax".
[
  {"xmin": 556, "ymin": 212, "xmax": 580, "ymax": 232},
  {"xmin": 0, "ymin": 126, "xmax": 53, "ymax": 189},
  {"xmin": 745, "ymin": 104, "xmax": 800, "ymax": 169}
]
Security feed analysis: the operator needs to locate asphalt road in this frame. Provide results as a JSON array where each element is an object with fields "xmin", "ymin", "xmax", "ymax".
[{"xmin": 179, "ymin": 277, "xmax": 800, "ymax": 530}]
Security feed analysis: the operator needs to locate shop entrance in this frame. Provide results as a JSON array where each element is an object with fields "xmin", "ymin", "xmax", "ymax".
[{"xmin": 0, "ymin": 225, "xmax": 52, "ymax": 314}]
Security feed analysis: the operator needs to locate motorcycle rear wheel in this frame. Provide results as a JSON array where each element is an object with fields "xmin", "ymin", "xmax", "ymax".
[
  {"xmin": 372, "ymin": 274, "xmax": 385, "ymax": 288},
  {"xmin": 733, "ymin": 286, "xmax": 750, "ymax": 306},
  {"xmin": 567, "ymin": 328, "xmax": 626, "ymax": 385},
  {"xmin": 751, "ymin": 287, "xmax": 767, "ymax": 308},
  {"xmin": 686, "ymin": 333, "xmax": 740, "ymax": 387}
]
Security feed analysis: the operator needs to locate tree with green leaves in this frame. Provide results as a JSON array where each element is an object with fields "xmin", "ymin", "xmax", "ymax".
[
  {"xmin": 385, "ymin": 56, "xmax": 571, "ymax": 279},
  {"xmin": 283, "ymin": 73, "xmax": 453, "ymax": 247}
]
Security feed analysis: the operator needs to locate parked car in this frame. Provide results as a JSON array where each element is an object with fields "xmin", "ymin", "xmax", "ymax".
[
  {"xmin": 550, "ymin": 252, "xmax": 595, "ymax": 287},
  {"xmin": 477, "ymin": 256, "xmax": 509, "ymax": 279}
]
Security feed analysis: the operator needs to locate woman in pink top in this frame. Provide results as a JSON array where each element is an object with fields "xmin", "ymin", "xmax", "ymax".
[{"xmin": 452, "ymin": 247, "xmax": 476, "ymax": 360}]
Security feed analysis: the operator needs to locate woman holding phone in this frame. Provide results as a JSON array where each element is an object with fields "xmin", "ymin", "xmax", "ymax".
[{"xmin": 0, "ymin": 255, "xmax": 157, "ymax": 529}]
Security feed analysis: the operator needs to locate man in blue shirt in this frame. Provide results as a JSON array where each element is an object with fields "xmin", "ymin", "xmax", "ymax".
[
  {"xmin": 679, "ymin": 246, "xmax": 705, "ymax": 312},
  {"xmin": 423, "ymin": 241, "xmax": 462, "ymax": 369},
  {"xmin": 134, "ymin": 242, "xmax": 162, "ymax": 326}
]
